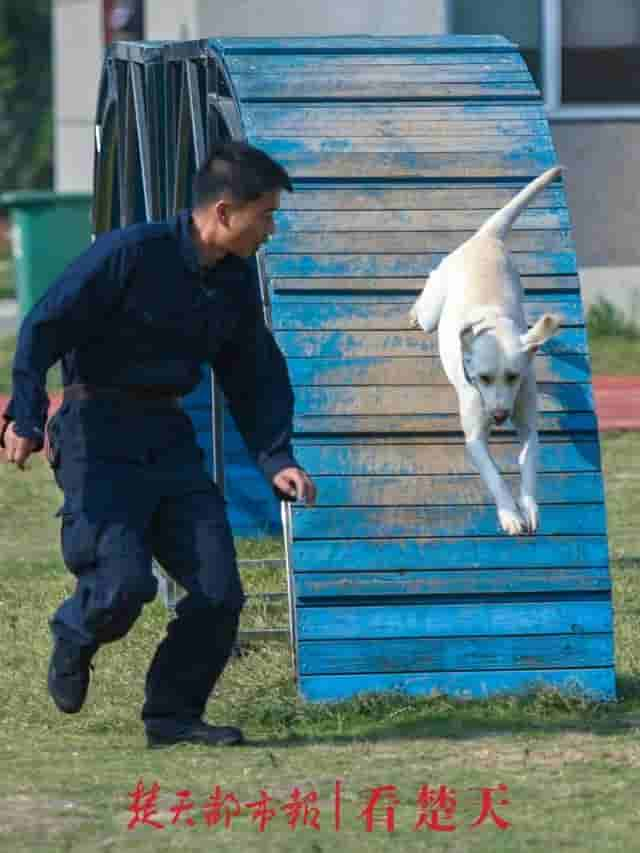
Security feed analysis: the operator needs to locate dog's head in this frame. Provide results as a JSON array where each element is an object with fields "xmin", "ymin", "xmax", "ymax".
[{"xmin": 460, "ymin": 312, "xmax": 562, "ymax": 425}]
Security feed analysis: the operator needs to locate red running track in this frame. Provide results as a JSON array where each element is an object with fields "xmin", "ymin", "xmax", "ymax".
[{"xmin": 0, "ymin": 376, "xmax": 638, "ymax": 434}]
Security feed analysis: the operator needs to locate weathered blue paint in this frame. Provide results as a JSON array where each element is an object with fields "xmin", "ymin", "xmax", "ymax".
[
  {"xmin": 292, "ymin": 537, "xmax": 609, "ymax": 571},
  {"xmin": 298, "ymin": 634, "xmax": 614, "ymax": 674},
  {"xmin": 212, "ymin": 35, "xmax": 517, "ymax": 54},
  {"xmin": 299, "ymin": 668, "xmax": 616, "ymax": 702},
  {"xmin": 270, "ymin": 298, "xmax": 583, "ymax": 328},
  {"xmin": 275, "ymin": 327, "xmax": 589, "ymax": 357},
  {"xmin": 265, "ymin": 251, "xmax": 577, "ymax": 278},
  {"xmin": 296, "ymin": 471, "xmax": 604, "ymax": 506},
  {"xmin": 210, "ymin": 34, "xmax": 615, "ymax": 702},
  {"xmin": 296, "ymin": 599, "xmax": 613, "ymax": 640},
  {"xmin": 293, "ymin": 441, "xmax": 602, "ymax": 475},
  {"xmin": 286, "ymin": 354, "xmax": 591, "ymax": 384},
  {"xmin": 295, "ymin": 567, "xmax": 612, "ymax": 599},
  {"xmin": 292, "ymin": 504, "xmax": 607, "ymax": 539}
]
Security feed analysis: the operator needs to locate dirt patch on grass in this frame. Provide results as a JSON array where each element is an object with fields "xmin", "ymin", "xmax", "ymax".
[{"xmin": 0, "ymin": 793, "xmax": 94, "ymax": 835}]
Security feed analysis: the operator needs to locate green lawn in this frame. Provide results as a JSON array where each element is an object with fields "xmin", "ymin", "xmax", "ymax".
[
  {"xmin": 0, "ymin": 434, "xmax": 638, "ymax": 851},
  {"xmin": 0, "ymin": 322, "xmax": 638, "ymax": 851}
]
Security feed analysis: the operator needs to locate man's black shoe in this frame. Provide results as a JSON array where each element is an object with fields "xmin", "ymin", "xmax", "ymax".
[
  {"xmin": 47, "ymin": 638, "xmax": 95, "ymax": 714},
  {"xmin": 147, "ymin": 721, "xmax": 245, "ymax": 749}
]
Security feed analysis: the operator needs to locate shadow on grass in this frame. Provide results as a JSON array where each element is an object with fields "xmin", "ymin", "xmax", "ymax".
[{"xmin": 230, "ymin": 669, "xmax": 640, "ymax": 752}]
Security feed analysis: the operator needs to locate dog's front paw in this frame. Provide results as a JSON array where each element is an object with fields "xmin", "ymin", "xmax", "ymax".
[
  {"xmin": 518, "ymin": 496, "xmax": 539, "ymax": 533},
  {"xmin": 497, "ymin": 506, "xmax": 526, "ymax": 536},
  {"xmin": 408, "ymin": 306, "xmax": 421, "ymax": 329}
]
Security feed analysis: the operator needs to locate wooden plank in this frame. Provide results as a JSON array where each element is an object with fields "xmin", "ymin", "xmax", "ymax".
[
  {"xmin": 256, "ymin": 135, "xmax": 552, "ymax": 155},
  {"xmin": 293, "ymin": 411, "xmax": 599, "ymax": 434},
  {"xmin": 279, "ymin": 184, "xmax": 566, "ymax": 210},
  {"xmin": 298, "ymin": 668, "xmax": 616, "ymax": 702},
  {"xmin": 291, "ymin": 536, "xmax": 610, "ymax": 572},
  {"xmin": 270, "ymin": 275, "xmax": 579, "ymax": 293},
  {"xmin": 228, "ymin": 52, "xmax": 529, "ymax": 72},
  {"xmin": 295, "ymin": 567, "xmax": 611, "ymax": 599},
  {"xmin": 296, "ymin": 472, "xmax": 604, "ymax": 506},
  {"xmin": 265, "ymin": 250, "xmax": 576, "ymax": 277},
  {"xmin": 293, "ymin": 384, "xmax": 594, "ymax": 417},
  {"xmin": 239, "ymin": 68, "xmax": 535, "ymax": 84},
  {"xmin": 286, "ymin": 354, "xmax": 591, "ymax": 385},
  {"xmin": 297, "ymin": 634, "xmax": 614, "ymax": 675},
  {"xmin": 261, "ymin": 150, "xmax": 557, "ymax": 179},
  {"xmin": 215, "ymin": 35, "xmax": 517, "ymax": 52},
  {"xmin": 246, "ymin": 103, "xmax": 550, "ymax": 131},
  {"xmin": 268, "ymin": 230, "xmax": 573, "ymax": 254},
  {"xmin": 275, "ymin": 327, "xmax": 588, "ymax": 357},
  {"xmin": 270, "ymin": 298, "xmax": 583, "ymax": 329},
  {"xmin": 294, "ymin": 440, "xmax": 602, "ymax": 476},
  {"xmin": 296, "ymin": 599, "xmax": 613, "ymax": 640},
  {"xmin": 291, "ymin": 504, "xmax": 606, "ymax": 539},
  {"xmin": 256, "ymin": 119, "xmax": 553, "ymax": 138},
  {"xmin": 234, "ymin": 76, "xmax": 539, "ymax": 101},
  {"xmin": 275, "ymin": 209, "xmax": 570, "ymax": 230}
]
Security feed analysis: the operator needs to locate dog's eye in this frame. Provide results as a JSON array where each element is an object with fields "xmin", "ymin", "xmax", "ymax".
[
  {"xmin": 479, "ymin": 374, "xmax": 493, "ymax": 384},
  {"xmin": 505, "ymin": 373, "xmax": 519, "ymax": 383}
]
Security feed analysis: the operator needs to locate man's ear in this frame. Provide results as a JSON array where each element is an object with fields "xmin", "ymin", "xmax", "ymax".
[{"xmin": 520, "ymin": 313, "xmax": 562, "ymax": 354}]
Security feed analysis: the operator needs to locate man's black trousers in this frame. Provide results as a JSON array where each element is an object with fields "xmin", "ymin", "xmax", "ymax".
[{"xmin": 46, "ymin": 396, "xmax": 246, "ymax": 732}]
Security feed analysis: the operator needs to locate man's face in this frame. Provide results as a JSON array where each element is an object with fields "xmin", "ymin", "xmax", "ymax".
[{"xmin": 207, "ymin": 189, "xmax": 281, "ymax": 259}]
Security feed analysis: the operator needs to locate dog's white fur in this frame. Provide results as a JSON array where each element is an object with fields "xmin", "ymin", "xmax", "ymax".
[{"xmin": 409, "ymin": 167, "xmax": 564, "ymax": 535}]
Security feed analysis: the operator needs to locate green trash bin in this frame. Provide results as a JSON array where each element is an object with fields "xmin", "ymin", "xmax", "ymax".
[{"xmin": 0, "ymin": 191, "xmax": 92, "ymax": 321}]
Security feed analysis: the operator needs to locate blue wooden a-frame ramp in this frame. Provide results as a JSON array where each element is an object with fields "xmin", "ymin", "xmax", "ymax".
[
  {"xmin": 105, "ymin": 34, "xmax": 615, "ymax": 702},
  {"xmin": 210, "ymin": 34, "xmax": 616, "ymax": 703}
]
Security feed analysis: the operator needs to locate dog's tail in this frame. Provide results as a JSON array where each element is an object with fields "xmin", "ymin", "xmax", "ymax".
[{"xmin": 478, "ymin": 166, "xmax": 563, "ymax": 240}]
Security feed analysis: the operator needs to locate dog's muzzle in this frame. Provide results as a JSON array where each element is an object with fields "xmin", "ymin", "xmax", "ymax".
[{"xmin": 492, "ymin": 410, "xmax": 509, "ymax": 425}]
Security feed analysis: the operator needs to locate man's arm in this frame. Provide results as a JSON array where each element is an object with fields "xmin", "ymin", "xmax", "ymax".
[
  {"xmin": 210, "ymin": 278, "xmax": 309, "ymax": 501},
  {"xmin": 1, "ymin": 236, "xmax": 135, "ymax": 452}
]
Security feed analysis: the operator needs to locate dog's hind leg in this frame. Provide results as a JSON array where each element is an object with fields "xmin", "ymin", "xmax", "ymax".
[{"xmin": 408, "ymin": 268, "xmax": 447, "ymax": 332}]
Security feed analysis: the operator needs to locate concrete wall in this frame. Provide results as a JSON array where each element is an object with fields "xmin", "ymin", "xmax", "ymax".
[
  {"xmin": 146, "ymin": 0, "xmax": 450, "ymax": 40},
  {"xmin": 53, "ymin": 0, "xmax": 102, "ymax": 192},
  {"xmin": 551, "ymin": 122, "xmax": 640, "ymax": 322}
]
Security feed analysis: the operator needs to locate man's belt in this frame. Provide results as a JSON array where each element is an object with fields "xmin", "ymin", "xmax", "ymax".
[{"xmin": 62, "ymin": 383, "xmax": 182, "ymax": 406}]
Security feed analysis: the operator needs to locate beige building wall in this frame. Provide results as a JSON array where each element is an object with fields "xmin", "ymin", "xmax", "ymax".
[
  {"xmin": 146, "ymin": 0, "xmax": 451, "ymax": 40},
  {"xmin": 552, "ymin": 123, "xmax": 640, "ymax": 323},
  {"xmin": 53, "ymin": 0, "xmax": 103, "ymax": 192}
]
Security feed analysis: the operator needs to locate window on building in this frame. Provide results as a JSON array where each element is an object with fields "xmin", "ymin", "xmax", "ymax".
[
  {"xmin": 452, "ymin": 0, "xmax": 640, "ymax": 118},
  {"xmin": 561, "ymin": 0, "xmax": 640, "ymax": 103}
]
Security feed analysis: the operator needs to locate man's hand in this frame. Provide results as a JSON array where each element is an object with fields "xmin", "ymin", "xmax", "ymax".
[
  {"xmin": 272, "ymin": 467, "xmax": 317, "ymax": 505},
  {"xmin": 2, "ymin": 422, "xmax": 38, "ymax": 471}
]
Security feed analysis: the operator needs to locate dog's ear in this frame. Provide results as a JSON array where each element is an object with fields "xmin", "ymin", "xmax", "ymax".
[
  {"xmin": 520, "ymin": 313, "xmax": 562, "ymax": 354},
  {"xmin": 459, "ymin": 313, "xmax": 492, "ymax": 352}
]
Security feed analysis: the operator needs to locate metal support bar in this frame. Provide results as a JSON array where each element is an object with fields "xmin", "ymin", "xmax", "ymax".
[{"xmin": 541, "ymin": 0, "xmax": 561, "ymax": 113}]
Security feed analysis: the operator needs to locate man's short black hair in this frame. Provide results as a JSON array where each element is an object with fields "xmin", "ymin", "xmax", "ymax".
[{"xmin": 192, "ymin": 141, "xmax": 293, "ymax": 209}]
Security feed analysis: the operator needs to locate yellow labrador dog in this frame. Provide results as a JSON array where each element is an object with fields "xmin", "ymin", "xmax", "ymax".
[{"xmin": 409, "ymin": 167, "xmax": 563, "ymax": 535}]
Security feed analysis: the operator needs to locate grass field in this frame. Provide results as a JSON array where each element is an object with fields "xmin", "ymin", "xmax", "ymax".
[{"xmin": 0, "ymin": 325, "xmax": 639, "ymax": 850}]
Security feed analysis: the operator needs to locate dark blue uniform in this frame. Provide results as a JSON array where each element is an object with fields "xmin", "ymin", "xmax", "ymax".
[{"xmin": 1, "ymin": 210, "xmax": 298, "ymax": 732}]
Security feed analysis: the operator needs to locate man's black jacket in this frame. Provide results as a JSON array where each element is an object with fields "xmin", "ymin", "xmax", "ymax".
[{"xmin": 1, "ymin": 210, "xmax": 299, "ymax": 489}]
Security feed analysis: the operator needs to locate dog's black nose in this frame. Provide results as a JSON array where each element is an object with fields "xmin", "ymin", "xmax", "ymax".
[{"xmin": 493, "ymin": 410, "xmax": 509, "ymax": 424}]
